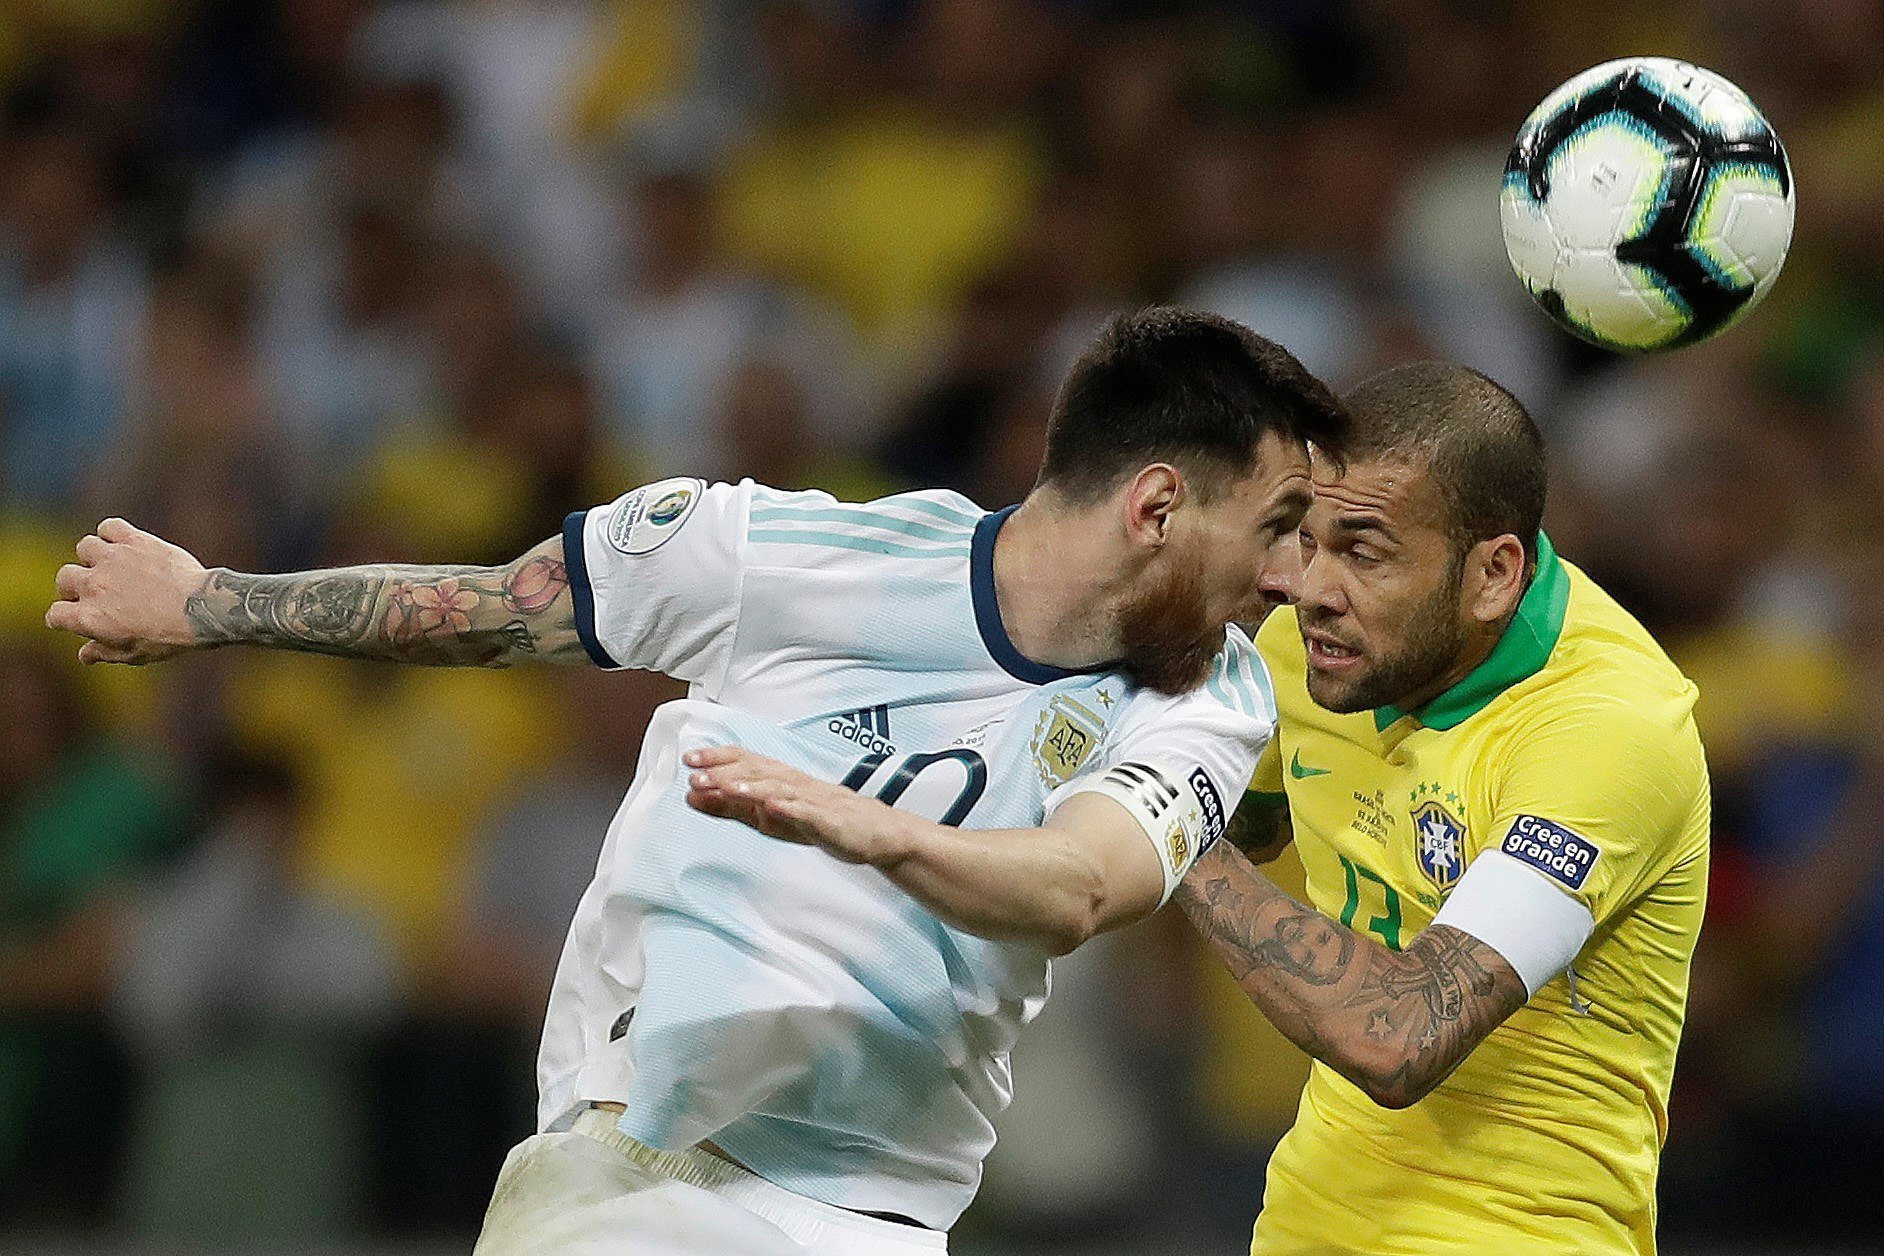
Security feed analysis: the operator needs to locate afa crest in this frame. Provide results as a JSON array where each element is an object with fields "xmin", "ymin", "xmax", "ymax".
[
  {"xmin": 1411, "ymin": 798, "xmax": 1467, "ymax": 890},
  {"xmin": 1031, "ymin": 694, "xmax": 1105, "ymax": 790},
  {"xmin": 1165, "ymin": 820, "xmax": 1190, "ymax": 871}
]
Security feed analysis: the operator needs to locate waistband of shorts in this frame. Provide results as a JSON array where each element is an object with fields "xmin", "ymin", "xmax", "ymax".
[{"xmin": 568, "ymin": 1107, "xmax": 949, "ymax": 1251}]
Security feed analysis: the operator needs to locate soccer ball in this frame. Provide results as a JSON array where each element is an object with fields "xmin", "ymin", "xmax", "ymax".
[{"xmin": 1500, "ymin": 57, "xmax": 1794, "ymax": 353}]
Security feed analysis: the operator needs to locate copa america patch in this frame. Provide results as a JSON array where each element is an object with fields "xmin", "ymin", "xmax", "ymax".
[
  {"xmin": 1501, "ymin": 814, "xmax": 1599, "ymax": 891},
  {"xmin": 606, "ymin": 477, "xmax": 702, "ymax": 555}
]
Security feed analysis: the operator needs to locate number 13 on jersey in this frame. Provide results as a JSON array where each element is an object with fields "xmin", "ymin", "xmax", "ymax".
[{"xmin": 1338, "ymin": 854, "xmax": 1403, "ymax": 950}]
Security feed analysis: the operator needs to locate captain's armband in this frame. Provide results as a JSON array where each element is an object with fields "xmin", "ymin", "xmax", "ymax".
[{"xmin": 1060, "ymin": 761, "xmax": 1228, "ymax": 901}]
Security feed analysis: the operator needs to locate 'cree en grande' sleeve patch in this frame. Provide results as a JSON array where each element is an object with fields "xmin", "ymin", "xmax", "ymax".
[{"xmin": 1500, "ymin": 814, "xmax": 1600, "ymax": 891}]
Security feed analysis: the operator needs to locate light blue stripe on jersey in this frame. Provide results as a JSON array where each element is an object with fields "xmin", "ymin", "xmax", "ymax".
[
  {"xmin": 749, "ymin": 506, "xmax": 974, "ymax": 544},
  {"xmin": 887, "ymin": 500, "xmax": 984, "ymax": 527},
  {"xmin": 1205, "ymin": 668, "xmax": 1243, "ymax": 716},
  {"xmin": 747, "ymin": 529, "xmax": 972, "ymax": 560},
  {"xmin": 1235, "ymin": 644, "xmax": 1277, "ymax": 722},
  {"xmin": 1209, "ymin": 648, "xmax": 1262, "ymax": 719},
  {"xmin": 837, "ymin": 493, "xmax": 984, "ymax": 528},
  {"xmin": 755, "ymin": 490, "xmax": 980, "ymax": 522}
]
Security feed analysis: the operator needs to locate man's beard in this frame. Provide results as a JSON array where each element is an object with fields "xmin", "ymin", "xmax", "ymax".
[
  {"xmin": 1115, "ymin": 546, "xmax": 1223, "ymax": 696},
  {"xmin": 1303, "ymin": 577, "xmax": 1468, "ymax": 714}
]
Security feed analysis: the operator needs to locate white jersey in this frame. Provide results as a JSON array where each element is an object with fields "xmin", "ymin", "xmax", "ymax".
[{"xmin": 538, "ymin": 477, "xmax": 1275, "ymax": 1229}]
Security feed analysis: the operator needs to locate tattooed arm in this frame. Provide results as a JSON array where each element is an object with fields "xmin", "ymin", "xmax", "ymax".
[
  {"xmin": 48, "ymin": 517, "xmax": 585, "ymax": 667},
  {"xmin": 1176, "ymin": 839, "xmax": 1527, "ymax": 1109}
]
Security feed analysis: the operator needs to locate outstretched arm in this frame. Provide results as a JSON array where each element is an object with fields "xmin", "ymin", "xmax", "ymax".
[
  {"xmin": 47, "ymin": 517, "xmax": 586, "ymax": 667},
  {"xmin": 1176, "ymin": 839, "xmax": 1526, "ymax": 1109},
  {"xmin": 683, "ymin": 745, "xmax": 1166, "ymax": 956}
]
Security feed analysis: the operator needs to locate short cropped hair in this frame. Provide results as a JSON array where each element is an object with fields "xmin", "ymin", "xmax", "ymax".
[
  {"xmin": 1039, "ymin": 307, "xmax": 1348, "ymax": 503},
  {"xmin": 1341, "ymin": 362, "xmax": 1546, "ymax": 562}
]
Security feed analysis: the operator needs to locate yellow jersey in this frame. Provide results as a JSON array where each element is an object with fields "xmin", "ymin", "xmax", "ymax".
[{"xmin": 1248, "ymin": 534, "xmax": 1710, "ymax": 1256}]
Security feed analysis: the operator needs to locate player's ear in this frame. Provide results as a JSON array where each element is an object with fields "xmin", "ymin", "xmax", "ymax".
[
  {"xmin": 1466, "ymin": 534, "xmax": 1528, "ymax": 624},
  {"xmin": 1121, "ymin": 463, "xmax": 1182, "ymax": 549}
]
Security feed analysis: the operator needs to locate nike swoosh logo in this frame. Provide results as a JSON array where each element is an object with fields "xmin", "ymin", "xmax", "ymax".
[{"xmin": 1290, "ymin": 751, "xmax": 1331, "ymax": 779}]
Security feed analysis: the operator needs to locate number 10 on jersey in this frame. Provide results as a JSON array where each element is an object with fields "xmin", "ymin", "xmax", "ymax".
[{"xmin": 841, "ymin": 750, "xmax": 989, "ymax": 827}]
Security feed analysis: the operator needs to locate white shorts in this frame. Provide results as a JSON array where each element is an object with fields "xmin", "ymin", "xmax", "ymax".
[{"xmin": 473, "ymin": 1108, "xmax": 949, "ymax": 1255}]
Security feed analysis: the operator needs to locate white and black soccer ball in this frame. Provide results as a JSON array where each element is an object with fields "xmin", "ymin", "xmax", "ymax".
[{"xmin": 1500, "ymin": 56, "xmax": 1794, "ymax": 353}]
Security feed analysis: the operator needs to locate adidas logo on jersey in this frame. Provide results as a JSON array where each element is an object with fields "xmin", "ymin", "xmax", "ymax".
[{"xmin": 826, "ymin": 705, "xmax": 896, "ymax": 755}]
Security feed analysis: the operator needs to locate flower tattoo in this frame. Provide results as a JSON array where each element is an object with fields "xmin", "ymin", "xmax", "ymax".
[
  {"xmin": 502, "ymin": 555, "xmax": 568, "ymax": 614},
  {"xmin": 387, "ymin": 578, "xmax": 478, "ymax": 643}
]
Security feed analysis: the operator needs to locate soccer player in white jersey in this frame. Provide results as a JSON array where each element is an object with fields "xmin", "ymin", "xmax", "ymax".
[{"xmin": 47, "ymin": 308, "xmax": 1347, "ymax": 1254}]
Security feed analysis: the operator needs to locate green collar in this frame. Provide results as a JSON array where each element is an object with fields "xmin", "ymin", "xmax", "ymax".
[{"xmin": 1373, "ymin": 532, "xmax": 1570, "ymax": 733}]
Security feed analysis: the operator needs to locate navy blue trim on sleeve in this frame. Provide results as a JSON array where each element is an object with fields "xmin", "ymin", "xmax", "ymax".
[
  {"xmin": 561, "ymin": 509, "xmax": 622, "ymax": 669},
  {"xmin": 970, "ymin": 505, "xmax": 1103, "ymax": 685}
]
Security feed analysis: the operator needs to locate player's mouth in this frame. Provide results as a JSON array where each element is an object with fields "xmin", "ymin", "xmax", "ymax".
[{"xmin": 1302, "ymin": 629, "xmax": 1363, "ymax": 672}]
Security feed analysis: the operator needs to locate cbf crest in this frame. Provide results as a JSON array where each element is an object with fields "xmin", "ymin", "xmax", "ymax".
[
  {"xmin": 1409, "ymin": 783, "xmax": 1467, "ymax": 890},
  {"xmin": 1031, "ymin": 693, "xmax": 1106, "ymax": 790}
]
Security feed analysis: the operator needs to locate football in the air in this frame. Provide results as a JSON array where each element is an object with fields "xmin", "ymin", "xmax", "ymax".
[{"xmin": 1500, "ymin": 56, "xmax": 1794, "ymax": 353}]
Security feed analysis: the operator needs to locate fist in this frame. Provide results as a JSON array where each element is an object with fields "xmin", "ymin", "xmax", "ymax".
[{"xmin": 45, "ymin": 518, "xmax": 211, "ymax": 665}]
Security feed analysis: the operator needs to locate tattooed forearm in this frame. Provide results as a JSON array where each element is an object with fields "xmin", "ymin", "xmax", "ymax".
[
  {"xmin": 185, "ymin": 569, "xmax": 394, "ymax": 653},
  {"xmin": 181, "ymin": 538, "xmax": 587, "ymax": 667},
  {"xmin": 1177, "ymin": 842, "xmax": 1526, "ymax": 1109}
]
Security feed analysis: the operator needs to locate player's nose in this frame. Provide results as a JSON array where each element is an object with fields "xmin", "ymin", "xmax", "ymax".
[
  {"xmin": 1257, "ymin": 561, "xmax": 1298, "ymax": 609},
  {"xmin": 1256, "ymin": 537, "xmax": 1304, "ymax": 607},
  {"xmin": 1293, "ymin": 550, "xmax": 1346, "ymax": 616}
]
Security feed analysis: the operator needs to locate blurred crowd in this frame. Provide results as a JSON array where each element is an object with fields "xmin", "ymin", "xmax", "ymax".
[{"xmin": 2, "ymin": 0, "xmax": 1883, "ymax": 1250}]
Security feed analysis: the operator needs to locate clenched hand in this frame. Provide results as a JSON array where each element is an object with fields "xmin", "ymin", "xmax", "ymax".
[{"xmin": 46, "ymin": 518, "xmax": 209, "ymax": 665}]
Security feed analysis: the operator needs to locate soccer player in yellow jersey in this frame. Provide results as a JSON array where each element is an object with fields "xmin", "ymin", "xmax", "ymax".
[{"xmin": 1176, "ymin": 362, "xmax": 1710, "ymax": 1256}]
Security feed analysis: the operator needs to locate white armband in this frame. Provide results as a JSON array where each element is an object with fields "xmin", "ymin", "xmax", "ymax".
[
  {"xmin": 1055, "ymin": 761, "xmax": 1228, "ymax": 904},
  {"xmin": 1431, "ymin": 849, "xmax": 1596, "ymax": 998}
]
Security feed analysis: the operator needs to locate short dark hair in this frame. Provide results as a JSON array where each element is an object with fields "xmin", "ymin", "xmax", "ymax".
[
  {"xmin": 1341, "ymin": 362, "xmax": 1546, "ymax": 562},
  {"xmin": 1039, "ymin": 307, "xmax": 1348, "ymax": 503}
]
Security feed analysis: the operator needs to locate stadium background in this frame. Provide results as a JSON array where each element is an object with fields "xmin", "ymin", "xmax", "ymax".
[{"xmin": 0, "ymin": 1, "xmax": 1880, "ymax": 1252}]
